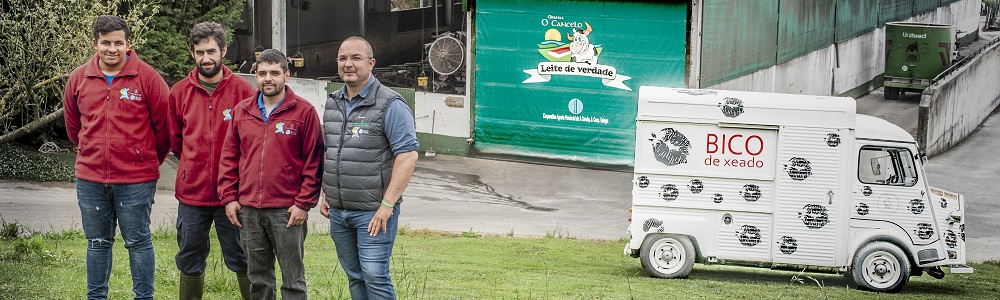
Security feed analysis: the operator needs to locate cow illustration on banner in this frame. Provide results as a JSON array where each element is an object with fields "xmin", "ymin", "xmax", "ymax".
[{"xmin": 523, "ymin": 20, "xmax": 633, "ymax": 91}]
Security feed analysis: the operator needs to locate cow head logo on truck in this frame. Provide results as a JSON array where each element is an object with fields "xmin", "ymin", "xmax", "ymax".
[
  {"xmin": 719, "ymin": 97, "xmax": 745, "ymax": 118},
  {"xmin": 909, "ymin": 199, "xmax": 925, "ymax": 214},
  {"xmin": 915, "ymin": 223, "xmax": 935, "ymax": 239},
  {"xmin": 650, "ymin": 128, "xmax": 690, "ymax": 166},
  {"xmin": 856, "ymin": 203, "xmax": 870, "ymax": 215},
  {"xmin": 825, "ymin": 133, "xmax": 841, "ymax": 147},
  {"xmin": 784, "ymin": 157, "xmax": 813, "ymax": 181},
  {"xmin": 736, "ymin": 225, "xmax": 761, "ymax": 247},
  {"xmin": 659, "ymin": 184, "xmax": 680, "ymax": 201},
  {"xmin": 778, "ymin": 236, "xmax": 798, "ymax": 254},
  {"xmin": 945, "ymin": 230, "xmax": 958, "ymax": 248},
  {"xmin": 637, "ymin": 176, "xmax": 650, "ymax": 188},
  {"xmin": 688, "ymin": 179, "xmax": 704, "ymax": 194},
  {"xmin": 799, "ymin": 204, "xmax": 830, "ymax": 229},
  {"xmin": 712, "ymin": 193, "xmax": 724, "ymax": 203},
  {"xmin": 741, "ymin": 184, "xmax": 762, "ymax": 202}
]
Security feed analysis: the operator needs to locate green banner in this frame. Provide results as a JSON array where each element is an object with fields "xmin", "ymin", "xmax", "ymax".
[{"xmin": 474, "ymin": 0, "xmax": 687, "ymax": 166}]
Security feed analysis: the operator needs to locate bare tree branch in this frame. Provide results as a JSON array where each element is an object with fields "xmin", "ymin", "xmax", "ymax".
[{"xmin": 0, "ymin": 108, "xmax": 63, "ymax": 144}]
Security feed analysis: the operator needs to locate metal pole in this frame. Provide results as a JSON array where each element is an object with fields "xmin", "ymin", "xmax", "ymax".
[
  {"xmin": 272, "ymin": 0, "xmax": 287, "ymax": 54},
  {"xmin": 358, "ymin": 0, "xmax": 365, "ymax": 36}
]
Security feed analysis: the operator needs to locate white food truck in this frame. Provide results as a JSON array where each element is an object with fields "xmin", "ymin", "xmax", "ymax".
[{"xmin": 623, "ymin": 87, "xmax": 972, "ymax": 292}]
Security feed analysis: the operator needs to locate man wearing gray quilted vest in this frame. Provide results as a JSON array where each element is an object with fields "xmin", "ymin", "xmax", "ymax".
[{"xmin": 319, "ymin": 36, "xmax": 418, "ymax": 300}]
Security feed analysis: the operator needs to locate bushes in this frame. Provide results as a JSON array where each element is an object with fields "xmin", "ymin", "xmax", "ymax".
[
  {"xmin": 0, "ymin": 143, "xmax": 74, "ymax": 182},
  {"xmin": 0, "ymin": 0, "xmax": 157, "ymax": 136},
  {"xmin": 136, "ymin": 1, "xmax": 247, "ymax": 83},
  {"xmin": 0, "ymin": 0, "xmax": 246, "ymax": 142}
]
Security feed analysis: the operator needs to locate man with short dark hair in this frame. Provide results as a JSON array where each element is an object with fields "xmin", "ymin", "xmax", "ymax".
[
  {"xmin": 320, "ymin": 36, "xmax": 419, "ymax": 300},
  {"xmin": 168, "ymin": 21, "xmax": 256, "ymax": 300},
  {"xmin": 219, "ymin": 49, "xmax": 323, "ymax": 300},
  {"xmin": 63, "ymin": 14, "xmax": 170, "ymax": 300}
]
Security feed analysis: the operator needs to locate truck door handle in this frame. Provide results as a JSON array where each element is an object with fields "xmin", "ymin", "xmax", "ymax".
[{"xmin": 828, "ymin": 190, "xmax": 834, "ymax": 205}]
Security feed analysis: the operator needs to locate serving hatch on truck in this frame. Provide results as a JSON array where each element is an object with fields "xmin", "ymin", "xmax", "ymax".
[{"xmin": 623, "ymin": 87, "xmax": 972, "ymax": 293}]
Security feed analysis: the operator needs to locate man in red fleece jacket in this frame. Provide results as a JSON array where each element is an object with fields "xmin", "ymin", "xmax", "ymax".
[
  {"xmin": 167, "ymin": 22, "xmax": 256, "ymax": 299},
  {"xmin": 63, "ymin": 15, "xmax": 169, "ymax": 300},
  {"xmin": 218, "ymin": 49, "xmax": 323, "ymax": 300}
]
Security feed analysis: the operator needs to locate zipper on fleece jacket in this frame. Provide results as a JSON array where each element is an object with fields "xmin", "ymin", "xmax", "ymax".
[
  {"xmin": 208, "ymin": 96, "xmax": 215, "ymax": 205},
  {"xmin": 104, "ymin": 84, "xmax": 112, "ymax": 183},
  {"xmin": 247, "ymin": 101, "xmax": 295, "ymax": 208}
]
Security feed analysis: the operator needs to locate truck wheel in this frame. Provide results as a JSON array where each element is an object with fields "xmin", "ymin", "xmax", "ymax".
[
  {"xmin": 850, "ymin": 241, "xmax": 910, "ymax": 293},
  {"xmin": 884, "ymin": 87, "xmax": 900, "ymax": 100},
  {"xmin": 640, "ymin": 234, "xmax": 695, "ymax": 279}
]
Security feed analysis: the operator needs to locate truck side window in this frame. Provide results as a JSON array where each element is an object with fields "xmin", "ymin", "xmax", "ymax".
[{"xmin": 858, "ymin": 146, "xmax": 918, "ymax": 187}]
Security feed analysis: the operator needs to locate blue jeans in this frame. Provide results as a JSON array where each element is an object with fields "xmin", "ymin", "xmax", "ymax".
[
  {"xmin": 175, "ymin": 202, "xmax": 247, "ymax": 274},
  {"xmin": 328, "ymin": 204, "xmax": 400, "ymax": 300},
  {"xmin": 238, "ymin": 207, "xmax": 308, "ymax": 300},
  {"xmin": 76, "ymin": 178, "xmax": 156, "ymax": 300}
]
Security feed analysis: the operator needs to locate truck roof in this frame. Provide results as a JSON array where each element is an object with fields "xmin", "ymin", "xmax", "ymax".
[
  {"xmin": 855, "ymin": 114, "xmax": 917, "ymax": 143},
  {"xmin": 636, "ymin": 87, "xmax": 918, "ymax": 144},
  {"xmin": 637, "ymin": 87, "xmax": 856, "ymax": 128}
]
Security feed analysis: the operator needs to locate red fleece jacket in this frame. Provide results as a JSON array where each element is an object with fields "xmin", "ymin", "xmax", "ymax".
[
  {"xmin": 63, "ymin": 50, "xmax": 170, "ymax": 184},
  {"xmin": 217, "ymin": 86, "xmax": 323, "ymax": 211},
  {"xmin": 169, "ymin": 66, "xmax": 256, "ymax": 206}
]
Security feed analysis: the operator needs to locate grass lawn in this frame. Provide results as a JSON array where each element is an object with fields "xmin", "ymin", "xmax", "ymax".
[{"xmin": 1, "ymin": 224, "xmax": 998, "ymax": 299}]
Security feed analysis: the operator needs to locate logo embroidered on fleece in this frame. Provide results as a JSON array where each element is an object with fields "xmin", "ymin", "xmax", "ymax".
[
  {"xmin": 275, "ymin": 122, "xmax": 297, "ymax": 135},
  {"xmin": 119, "ymin": 87, "xmax": 143, "ymax": 101},
  {"xmin": 222, "ymin": 109, "xmax": 232, "ymax": 121}
]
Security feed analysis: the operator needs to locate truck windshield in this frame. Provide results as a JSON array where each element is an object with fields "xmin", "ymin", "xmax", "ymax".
[{"xmin": 858, "ymin": 146, "xmax": 918, "ymax": 187}]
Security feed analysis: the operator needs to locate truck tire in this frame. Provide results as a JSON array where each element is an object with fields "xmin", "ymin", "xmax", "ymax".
[
  {"xmin": 884, "ymin": 87, "xmax": 900, "ymax": 100},
  {"xmin": 850, "ymin": 241, "xmax": 910, "ymax": 293},
  {"xmin": 640, "ymin": 234, "xmax": 695, "ymax": 279}
]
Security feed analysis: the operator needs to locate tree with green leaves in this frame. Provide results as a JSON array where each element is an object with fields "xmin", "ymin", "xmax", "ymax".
[
  {"xmin": 0, "ymin": 0, "xmax": 157, "ymax": 144},
  {"xmin": 0, "ymin": 0, "xmax": 246, "ymax": 145},
  {"xmin": 137, "ymin": 0, "xmax": 246, "ymax": 83}
]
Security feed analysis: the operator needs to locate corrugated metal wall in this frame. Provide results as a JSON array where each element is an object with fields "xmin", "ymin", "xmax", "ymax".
[
  {"xmin": 836, "ymin": 0, "xmax": 880, "ymax": 42},
  {"xmin": 777, "ymin": 1, "xmax": 836, "ymax": 64},
  {"xmin": 700, "ymin": 0, "xmax": 778, "ymax": 87},
  {"xmin": 701, "ymin": 0, "xmax": 963, "ymax": 87}
]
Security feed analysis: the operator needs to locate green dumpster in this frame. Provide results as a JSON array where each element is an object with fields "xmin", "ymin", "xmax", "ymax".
[{"xmin": 883, "ymin": 22, "xmax": 955, "ymax": 100}]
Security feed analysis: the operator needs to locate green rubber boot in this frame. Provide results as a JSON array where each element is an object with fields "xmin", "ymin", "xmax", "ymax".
[
  {"xmin": 179, "ymin": 272, "xmax": 204, "ymax": 300},
  {"xmin": 236, "ymin": 271, "xmax": 251, "ymax": 300}
]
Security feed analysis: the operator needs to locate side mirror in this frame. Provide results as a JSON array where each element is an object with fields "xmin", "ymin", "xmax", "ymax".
[{"xmin": 918, "ymin": 152, "xmax": 928, "ymax": 165}]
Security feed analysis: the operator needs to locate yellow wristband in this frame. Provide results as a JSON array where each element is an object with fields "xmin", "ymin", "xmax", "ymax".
[{"xmin": 381, "ymin": 200, "xmax": 394, "ymax": 208}]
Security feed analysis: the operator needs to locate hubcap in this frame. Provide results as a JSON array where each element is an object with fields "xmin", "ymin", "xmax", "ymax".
[
  {"xmin": 861, "ymin": 250, "xmax": 900, "ymax": 289},
  {"xmin": 649, "ymin": 238, "xmax": 686, "ymax": 274}
]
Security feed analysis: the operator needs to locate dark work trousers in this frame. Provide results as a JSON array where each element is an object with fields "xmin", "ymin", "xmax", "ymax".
[
  {"xmin": 238, "ymin": 206, "xmax": 308, "ymax": 300},
  {"xmin": 175, "ymin": 202, "xmax": 248, "ymax": 274}
]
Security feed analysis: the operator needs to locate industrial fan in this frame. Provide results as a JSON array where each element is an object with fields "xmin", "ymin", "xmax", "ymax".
[{"xmin": 426, "ymin": 32, "xmax": 466, "ymax": 93}]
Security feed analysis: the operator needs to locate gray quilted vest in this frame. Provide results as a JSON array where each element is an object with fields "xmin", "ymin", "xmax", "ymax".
[{"xmin": 322, "ymin": 81, "xmax": 402, "ymax": 210}]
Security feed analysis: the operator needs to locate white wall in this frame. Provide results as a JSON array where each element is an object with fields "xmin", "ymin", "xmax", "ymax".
[
  {"xmin": 833, "ymin": 30, "xmax": 885, "ymax": 95},
  {"xmin": 237, "ymin": 74, "xmax": 329, "ymax": 118},
  {"xmin": 413, "ymin": 92, "xmax": 470, "ymax": 138},
  {"xmin": 237, "ymin": 74, "xmax": 474, "ymax": 142},
  {"xmin": 711, "ymin": 47, "xmax": 835, "ymax": 96},
  {"xmin": 706, "ymin": 0, "xmax": 980, "ymax": 96},
  {"xmin": 919, "ymin": 39, "xmax": 1000, "ymax": 156}
]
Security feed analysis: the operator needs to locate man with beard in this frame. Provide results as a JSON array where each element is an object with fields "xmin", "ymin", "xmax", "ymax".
[
  {"xmin": 219, "ymin": 49, "xmax": 323, "ymax": 300},
  {"xmin": 63, "ymin": 15, "xmax": 170, "ymax": 299},
  {"xmin": 167, "ymin": 22, "xmax": 256, "ymax": 299}
]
